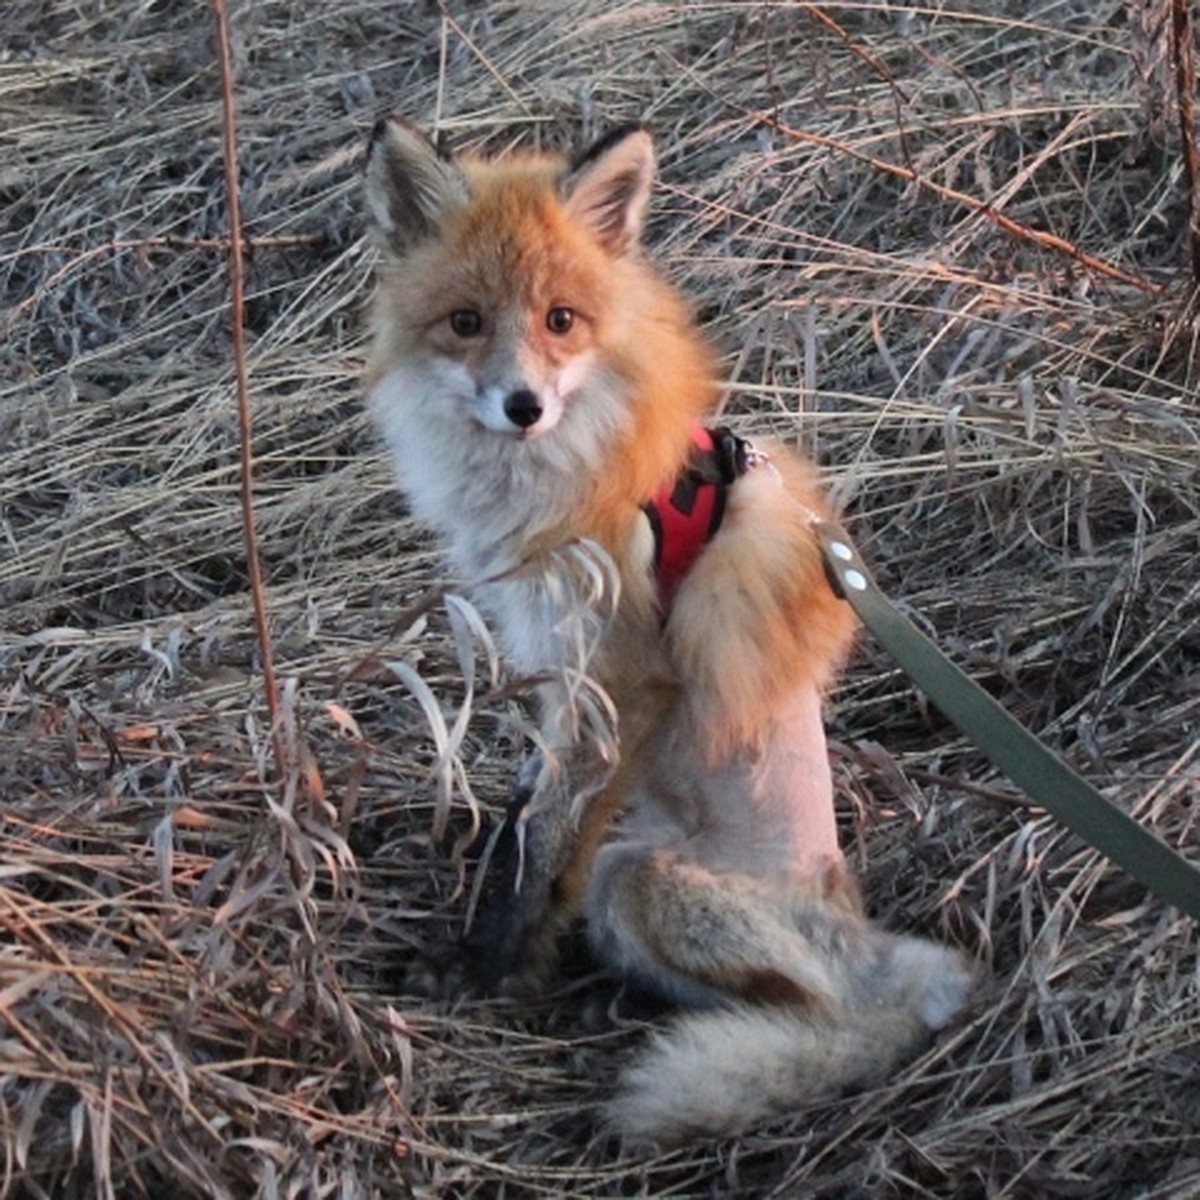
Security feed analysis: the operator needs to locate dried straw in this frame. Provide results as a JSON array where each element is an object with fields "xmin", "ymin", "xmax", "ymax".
[{"xmin": 3, "ymin": 1, "xmax": 1198, "ymax": 1196}]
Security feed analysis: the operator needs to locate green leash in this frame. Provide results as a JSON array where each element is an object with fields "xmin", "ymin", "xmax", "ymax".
[{"xmin": 815, "ymin": 521, "xmax": 1200, "ymax": 921}]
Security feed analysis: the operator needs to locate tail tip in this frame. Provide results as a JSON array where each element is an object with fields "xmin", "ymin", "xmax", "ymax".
[{"xmin": 892, "ymin": 938, "xmax": 977, "ymax": 1030}]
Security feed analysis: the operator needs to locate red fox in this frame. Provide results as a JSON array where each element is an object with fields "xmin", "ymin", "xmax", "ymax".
[{"xmin": 363, "ymin": 118, "xmax": 974, "ymax": 1145}]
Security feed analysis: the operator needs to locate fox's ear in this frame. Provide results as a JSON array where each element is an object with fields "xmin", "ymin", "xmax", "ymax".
[
  {"xmin": 562, "ymin": 124, "xmax": 655, "ymax": 255},
  {"xmin": 364, "ymin": 116, "xmax": 468, "ymax": 253}
]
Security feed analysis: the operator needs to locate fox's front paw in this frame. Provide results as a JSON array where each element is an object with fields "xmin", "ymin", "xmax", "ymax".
[
  {"xmin": 401, "ymin": 944, "xmax": 471, "ymax": 1000},
  {"xmin": 400, "ymin": 932, "xmax": 558, "ymax": 1000},
  {"xmin": 401, "ymin": 759, "xmax": 577, "ymax": 1001},
  {"xmin": 398, "ymin": 770, "xmax": 538, "ymax": 997},
  {"xmin": 458, "ymin": 898, "xmax": 562, "ymax": 997}
]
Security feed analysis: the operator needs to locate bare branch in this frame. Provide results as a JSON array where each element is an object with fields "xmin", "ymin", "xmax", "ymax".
[
  {"xmin": 212, "ymin": 0, "xmax": 285, "ymax": 779},
  {"xmin": 1171, "ymin": 0, "xmax": 1200, "ymax": 286}
]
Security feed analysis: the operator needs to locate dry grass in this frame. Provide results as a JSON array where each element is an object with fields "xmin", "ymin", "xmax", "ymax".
[{"xmin": 3, "ymin": 2, "xmax": 1199, "ymax": 1196}]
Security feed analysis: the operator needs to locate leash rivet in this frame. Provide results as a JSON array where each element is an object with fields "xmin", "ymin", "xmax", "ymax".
[
  {"xmin": 830, "ymin": 541, "xmax": 854, "ymax": 563},
  {"xmin": 843, "ymin": 569, "xmax": 867, "ymax": 592}
]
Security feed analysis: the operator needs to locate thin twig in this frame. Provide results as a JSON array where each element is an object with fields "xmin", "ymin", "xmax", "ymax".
[
  {"xmin": 437, "ymin": 3, "xmax": 534, "ymax": 117},
  {"xmin": 663, "ymin": 48, "xmax": 1162, "ymax": 296},
  {"xmin": 1171, "ymin": 0, "xmax": 1200, "ymax": 286},
  {"xmin": 798, "ymin": 2, "xmax": 913, "ymax": 166},
  {"xmin": 212, "ymin": 0, "xmax": 285, "ymax": 779},
  {"xmin": 792, "ymin": 110, "xmax": 1159, "ymax": 294},
  {"xmin": 800, "ymin": 2, "xmax": 910, "ymax": 99},
  {"xmin": 763, "ymin": 106, "xmax": 1162, "ymax": 295}
]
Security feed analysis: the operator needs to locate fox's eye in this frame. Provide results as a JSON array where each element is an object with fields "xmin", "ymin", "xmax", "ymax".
[
  {"xmin": 546, "ymin": 306, "xmax": 574, "ymax": 335},
  {"xmin": 449, "ymin": 309, "xmax": 483, "ymax": 338}
]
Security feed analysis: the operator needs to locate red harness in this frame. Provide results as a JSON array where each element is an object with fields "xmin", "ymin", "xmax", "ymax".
[{"xmin": 643, "ymin": 425, "xmax": 753, "ymax": 611}]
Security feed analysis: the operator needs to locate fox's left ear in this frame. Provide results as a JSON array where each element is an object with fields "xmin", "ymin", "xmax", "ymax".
[
  {"xmin": 364, "ymin": 116, "xmax": 469, "ymax": 254},
  {"xmin": 562, "ymin": 124, "xmax": 655, "ymax": 255}
]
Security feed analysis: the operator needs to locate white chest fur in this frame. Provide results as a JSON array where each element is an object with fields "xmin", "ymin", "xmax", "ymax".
[{"xmin": 369, "ymin": 363, "xmax": 638, "ymax": 679}]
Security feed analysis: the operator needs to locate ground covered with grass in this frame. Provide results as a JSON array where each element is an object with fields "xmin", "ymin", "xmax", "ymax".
[{"xmin": 3, "ymin": 2, "xmax": 1199, "ymax": 1196}]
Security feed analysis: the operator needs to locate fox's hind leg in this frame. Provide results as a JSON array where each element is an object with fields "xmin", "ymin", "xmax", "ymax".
[
  {"xmin": 586, "ymin": 837, "xmax": 974, "ymax": 1020},
  {"xmin": 585, "ymin": 841, "xmax": 854, "ymax": 1011},
  {"xmin": 588, "ymin": 839, "xmax": 976, "ymax": 1144}
]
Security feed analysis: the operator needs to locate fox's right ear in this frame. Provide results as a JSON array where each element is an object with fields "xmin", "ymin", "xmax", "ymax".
[
  {"xmin": 562, "ymin": 124, "xmax": 655, "ymax": 255},
  {"xmin": 364, "ymin": 117, "xmax": 468, "ymax": 253}
]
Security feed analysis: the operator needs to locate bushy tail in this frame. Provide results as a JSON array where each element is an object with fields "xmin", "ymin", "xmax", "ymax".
[{"xmin": 608, "ymin": 936, "xmax": 974, "ymax": 1147}]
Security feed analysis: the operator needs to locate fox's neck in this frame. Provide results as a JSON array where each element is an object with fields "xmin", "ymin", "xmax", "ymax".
[
  {"xmin": 441, "ymin": 429, "xmax": 683, "ymax": 585},
  {"xmin": 442, "ymin": 394, "xmax": 714, "ymax": 584}
]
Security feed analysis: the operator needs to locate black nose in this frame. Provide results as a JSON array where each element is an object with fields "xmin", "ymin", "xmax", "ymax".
[{"xmin": 504, "ymin": 388, "xmax": 543, "ymax": 429}]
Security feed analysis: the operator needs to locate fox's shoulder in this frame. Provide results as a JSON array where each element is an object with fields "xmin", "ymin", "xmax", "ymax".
[{"xmin": 665, "ymin": 441, "xmax": 858, "ymax": 757}]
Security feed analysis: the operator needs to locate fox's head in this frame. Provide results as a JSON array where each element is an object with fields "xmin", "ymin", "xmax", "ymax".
[{"xmin": 363, "ymin": 119, "xmax": 656, "ymax": 442}]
